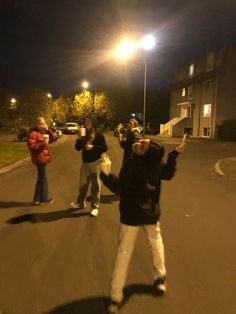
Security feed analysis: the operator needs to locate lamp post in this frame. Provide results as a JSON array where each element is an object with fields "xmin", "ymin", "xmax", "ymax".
[
  {"xmin": 115, "ymin": 35, "xmax": 156, "ymax": 135},
  {"xmin": 140, "ymin": 35, "xmax": 156, "ymax": 136}
]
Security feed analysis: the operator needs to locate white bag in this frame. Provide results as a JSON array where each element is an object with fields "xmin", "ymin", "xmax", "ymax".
[{"xmin": 100, "ymin": 153, "xmax": 111, "ymax": 175}]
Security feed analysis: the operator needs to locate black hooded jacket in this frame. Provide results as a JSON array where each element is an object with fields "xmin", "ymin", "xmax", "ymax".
[{"xmin": 100, "ymin": 143, "xmax": 179, "ymax": 226}]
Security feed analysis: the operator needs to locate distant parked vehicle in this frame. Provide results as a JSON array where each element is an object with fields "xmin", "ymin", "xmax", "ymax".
[
  {"xmin": 17, "ymin": 129, "xmax": 29, "ymax": 142},
  {"xmin": 63, "ymin": 122, "xmax": 79, "ymax": 134}
]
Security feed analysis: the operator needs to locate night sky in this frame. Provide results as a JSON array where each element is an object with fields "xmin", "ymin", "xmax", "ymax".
[{"xmin": 1, "ymin": 0, "xmax": 236, "ymax": 96}]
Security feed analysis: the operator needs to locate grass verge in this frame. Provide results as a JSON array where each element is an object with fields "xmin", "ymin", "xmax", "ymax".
[{"xmin": 0, "ymin": 142, "xmax": 29, "ymax": 168}]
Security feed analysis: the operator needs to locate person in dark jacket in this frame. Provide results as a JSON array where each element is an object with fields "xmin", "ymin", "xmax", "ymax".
[
  {"xmin": 27, "ymin": 117, "xmax": 56, "ymax": 205},
  {"xmin": 100, "ymin": 138, "xmax": 185, "ymax": 313},
  {"xmin": 70, "ymin": 116, "xmax": 108, "ymax": 217},
  {"xmin": 118, "ymin": 119, "xmax": 141, "ymax": 165}
]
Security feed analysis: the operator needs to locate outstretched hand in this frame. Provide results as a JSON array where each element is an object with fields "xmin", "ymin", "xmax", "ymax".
[{"xmin": 175, "ymin": 143, "xmax": 186, "ymax": 153}]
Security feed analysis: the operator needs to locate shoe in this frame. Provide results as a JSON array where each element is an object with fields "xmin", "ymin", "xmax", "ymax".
[
  {"xmin": 107, "ymin": 299, "xmax": 119, "ymax": 314},
  {"xmin": 90, "ymin": 208, "xmax": 99, "ymax": 217},
  {"xmin": 40, "ymin": 198, "xmax": 53, "ymax": 205},
  {"xmin": 70, "ymin": 202, "xmax": 86, "ymax": 209},
  {"xmin": 154, "ymin": 277, "xmax": 167, "ymax": 294}
]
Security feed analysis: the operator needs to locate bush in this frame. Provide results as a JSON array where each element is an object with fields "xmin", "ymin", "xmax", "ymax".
[{"xmin": 218, "ymin": 119, "xmax": 236, "ymax": 141}]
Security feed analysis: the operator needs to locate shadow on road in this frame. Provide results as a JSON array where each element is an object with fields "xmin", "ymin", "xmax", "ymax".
[
  {"xmin": 6, "ymin": 208, "xmax": 89, "ymax": 224},
  {"xmin": 5, "ymin": 194, "xmax": 119, "ymax": 224},
  {"xmin": 45, "ymin": 284, "xmax": 162, "ymax": 314},
  {"xmin": 0, "ymin": 201, "xmax": 33, "ymax": 209},
  {"xmin": 87, "ymin": 194, "xmax": 120, "ymax": 203}
]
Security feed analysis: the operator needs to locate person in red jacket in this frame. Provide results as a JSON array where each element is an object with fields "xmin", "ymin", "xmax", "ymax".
[{"xmin": 27, "ymin": 117, "xmax": 56, "ymax": 205}]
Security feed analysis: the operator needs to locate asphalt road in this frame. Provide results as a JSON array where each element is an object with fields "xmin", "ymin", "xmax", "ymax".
[{"xmin": 0, "ymin": 134, "xmax": 235, "ymax": 314}]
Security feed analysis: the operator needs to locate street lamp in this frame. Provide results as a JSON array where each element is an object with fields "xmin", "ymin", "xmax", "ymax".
[
  {"xmin": 115, "ymin": 35, "xmax": 156, "ymax": 135},
  {"xmin": 10, "ymin": 98, "xmax": 17, "ymax": 110},
  {"xmin": 115, "ymin": 38, "xmax": 135, "ymax": 60},
  {"xmin": 47, "ymin": 93, "xmax": 52, "ymax": 99},
  {"xmin": 81, "ymin": 80, "xmax": 89, "ymax": 89}
]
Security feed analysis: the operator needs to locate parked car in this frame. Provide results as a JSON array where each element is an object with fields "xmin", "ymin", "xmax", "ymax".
[
  {"xmin": 113, "ymin": 123, "xmax": 127, "ymax": 137},
  {"xmin": 16, "ymin": 129, "xmax": 29, "ymax": 142},
  {"xmin": 63, "ymin": 122, "xmax": 79, "ymax": 134},
  {"xmin": 17, "ymin": 127, "xmax": 62, "ymax": 142}
]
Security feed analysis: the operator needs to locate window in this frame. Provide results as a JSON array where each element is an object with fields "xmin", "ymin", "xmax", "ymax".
[
  {"xmin": 189, "ymin": 64, "xmax": 194, "ymax": 76},
  {"xmin": 203, "ymin": 104, "xmax": 212, "ymax": 117},
  {"xmin": 206, "ymin": 52, "xmax": 214, "ymax": 71},
  {"xmin": 182, "ymin": 88, "xmax": 186, "ymax": 96},
  {"xmin": 203, "ymin": 127, "xmax": 211, "ymax": 137},
  {"xmin": 187, "ymin": 85, "xmax": 193, "ymax": 100}
]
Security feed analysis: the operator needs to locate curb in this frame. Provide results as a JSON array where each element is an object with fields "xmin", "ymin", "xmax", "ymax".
[
  {"xmin": 214, "ymin": 157, "xmax": 236, "ymax": 176},
  {"xmin": 0, "ymin": 156, "xmax": 30, "ymax": 175},
  {"xmin": 0, "ymin": 135, "xmax": 69, "ymax": 175}
]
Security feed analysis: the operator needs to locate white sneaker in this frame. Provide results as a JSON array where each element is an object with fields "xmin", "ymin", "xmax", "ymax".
[
  {"xmin": 90, "ymin": 208, "xmax": 99, "ymax": 217},
  {"xmin": 70, "ymin": 202, "xmax": 86, "ymax": 209}
]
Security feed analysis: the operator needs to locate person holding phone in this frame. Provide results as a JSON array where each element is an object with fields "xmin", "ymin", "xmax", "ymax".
[
  {"xmin": 118, "ymin": 119, "xmax": 141, "ymax": 165},
  {"xmin": 70, "ymin": 115, "xmax": 108, "ymax": 217},
  {"xmin": 27, "ymin": 117, "xmax": 56, "ymax": 205}
]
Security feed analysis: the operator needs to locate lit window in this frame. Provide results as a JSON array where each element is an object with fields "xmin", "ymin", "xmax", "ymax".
[
  {"xmin": 182, "ymin": 88, "xmax": 186, "ymax": 96},
  {"xmin": 189, "ymin": 64, "xmax": 194, "ymax": 76},
  {"xmin": 203, "ymin": 104, "xmax": 212, "ymax": 117}
]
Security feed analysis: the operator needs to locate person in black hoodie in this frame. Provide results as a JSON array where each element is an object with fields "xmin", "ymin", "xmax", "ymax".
[
  {"xmin": 100, "ymin": 138, "xmax": 184, "ymax": 313},
  {"xmin": 70, "ymin": 116, "xmax": 108, "ymax": 217}
]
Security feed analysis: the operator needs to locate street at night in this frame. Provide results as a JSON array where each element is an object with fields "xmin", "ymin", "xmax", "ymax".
[{"xmin": 0, "ymin": 134, "xmax": 235, "ymax": 314}]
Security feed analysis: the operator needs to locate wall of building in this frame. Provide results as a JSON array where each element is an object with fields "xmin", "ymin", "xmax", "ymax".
[
  {"xmin": 216, "ymin": 48, "xmax": 236, "ymax": 126},
  {"xmin": 170, "ymin": 48, "xmax": 236, "ymax": 139}
]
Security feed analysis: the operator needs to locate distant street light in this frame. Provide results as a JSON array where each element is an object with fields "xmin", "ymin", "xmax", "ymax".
[
  {"xmin": 47, "ymin": 93, "xmax": 52, "ymax": 98},
  {"xmin": 115, "ymin": 34, "xmax": 156, "ymax": 135},
  {"xmin": 10, "ymin": 98, "xmax": 17, "ymax": 110},
  {"xmin": 81, "ymin": 81, "xmax": 89, "ymax": 89}
]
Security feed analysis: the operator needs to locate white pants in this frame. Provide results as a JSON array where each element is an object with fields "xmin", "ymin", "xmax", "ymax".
[{"xmin": 110, "ymin": 222, "xmax": 166, "ymax": 303}]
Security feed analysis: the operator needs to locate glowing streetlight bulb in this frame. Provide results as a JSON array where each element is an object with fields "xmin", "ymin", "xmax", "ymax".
[
  {"xmin": 47, "ymin": 93, "xmax": 52, "ymax": 98},
  {"xmin": 141, "ymin": 35, "xmax": 156, "ymax": 50},
  {"xmin": 10, "ymin": 98, "xmax": 17, "ymax": 110},
  {"xmin": 115, "ymin": 39, "xmax": 135, "ymax": 59},
  {"xmin": 82, "ymin": 81, "xmax": 89, "ymax": 89}
]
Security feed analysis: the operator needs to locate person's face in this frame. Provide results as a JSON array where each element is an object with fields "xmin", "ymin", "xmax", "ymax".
[
  {"xmin": 132, "ymin": 139, "xmax": 150, "ymax": 155},
  {"xmin": 37, "ymin": 119, "xmax": 47, "ymax": 130},
  {"xmin": 84, "ymin": 118, "xmax": 93, "ymax": 130},
  {"xmin": 128, "ymin": 121, "xmax": 135, "ymax": 129}
]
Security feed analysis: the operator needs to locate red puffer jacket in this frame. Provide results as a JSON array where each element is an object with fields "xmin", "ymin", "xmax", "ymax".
[{"xmin": 27, "ymin": 128, "xmax": 56, "ymax": 165}]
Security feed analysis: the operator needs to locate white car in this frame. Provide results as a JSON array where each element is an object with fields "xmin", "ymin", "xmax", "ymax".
[{"xmin": 63, "ymin": 122, "xmax": 79, "ymax": 134}]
